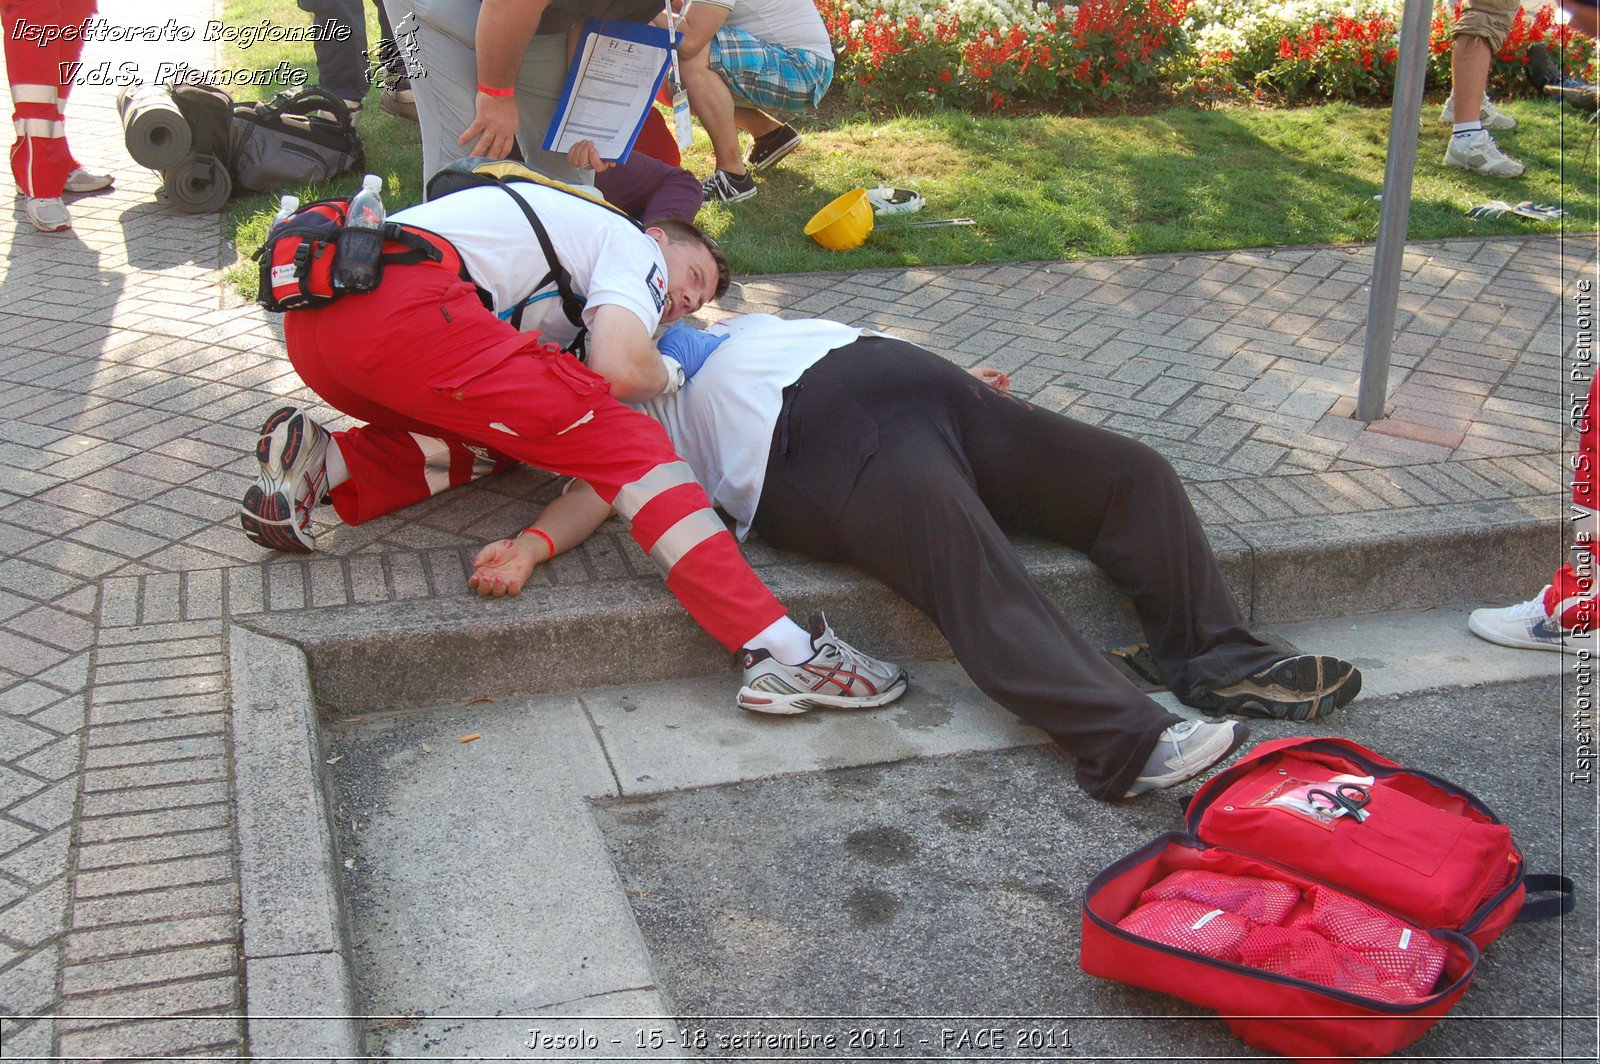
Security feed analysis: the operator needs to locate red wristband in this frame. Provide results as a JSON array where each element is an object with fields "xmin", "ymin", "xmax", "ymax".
[
  {"xmin": 519, "ymin": 527, "xmax": 556, "ymax": 558},
  {"xmin": 478, "ymin": 82, "xmax": 515, "ymax": 97}
]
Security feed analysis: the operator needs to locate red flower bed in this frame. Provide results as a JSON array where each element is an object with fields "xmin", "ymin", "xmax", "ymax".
[{"xmin": 819, "ymin": 0, "xmax": 1190, "ymax": 110}]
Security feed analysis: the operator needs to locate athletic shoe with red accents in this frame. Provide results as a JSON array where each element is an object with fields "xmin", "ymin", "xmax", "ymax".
[
  {"xmin": 737, "ymin": 612, "xmax": 907, "ymax": 714},
  {"xmin": 240, "ymin": 406, "xmax": 331, "ymax": 553},
  {"xmin": 1469, "ymin": 563, "xmax": 1598, "ymax": 654}
]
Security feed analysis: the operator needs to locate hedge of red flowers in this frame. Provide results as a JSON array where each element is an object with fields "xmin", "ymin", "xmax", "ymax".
[
  {"xmin": 817, "ymin": 0, "xmax": 1191, "ymax": 109},
  {"xmin": 818, "ymin": 0, "xmax": 1595, "ymax": 111}
]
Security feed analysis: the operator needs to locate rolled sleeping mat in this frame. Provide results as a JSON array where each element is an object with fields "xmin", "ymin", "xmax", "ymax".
[
  {"xmin": 117, "ymin": 84, "xmax": 193, "ymax": 170},
  {"xmin": 160, "ymin": 154, "xmax": 233, "ymax": 214}
]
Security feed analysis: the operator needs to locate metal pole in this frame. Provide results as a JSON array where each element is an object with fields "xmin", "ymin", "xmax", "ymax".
[{"xmin": 1356, "ymin": 0, "xmax": 1435, "ymax": 422}]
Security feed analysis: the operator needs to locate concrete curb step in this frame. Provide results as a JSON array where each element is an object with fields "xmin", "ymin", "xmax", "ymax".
[
  {"xmin": 316, "ymin": 608, "xmax": 1569, "ymax": 1057},
  {"xmin": 246, "ymin": 495, "xmax": 1563, "ymax": 714}
]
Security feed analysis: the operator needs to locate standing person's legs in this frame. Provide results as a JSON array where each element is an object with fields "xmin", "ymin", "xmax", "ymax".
[
  {"xmin": 383, "ymin": 0, "xmax": 584, "ymax": 182},
  {"xmin": 1472, "ymin": 375, "xmax": 1599, "ymax": 649},
  {"xmin": 3, "ymin": 0, "xmax": 96, "ymax": 209},
  {"xmin": 1443, "ymin": 0, "xmax": 1523, "ymax": 176},
  {"xmin": 299, "ymin": 0, "xmax": 372, "ymax": 104}
]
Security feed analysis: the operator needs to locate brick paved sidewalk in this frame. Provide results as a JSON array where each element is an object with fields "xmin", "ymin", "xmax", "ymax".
[{"xmin": 0, "ymin": 0, "xmax": 1591, "ymax": 1056}]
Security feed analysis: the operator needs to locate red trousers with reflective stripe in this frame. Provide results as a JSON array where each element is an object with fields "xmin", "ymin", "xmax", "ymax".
[
  {"xmin": 282, "ymin": 264, "xmax": 788, "ymax": 651},
  {"xmin": 2, "ymin": 0, "xmax": 94, "ymax": 198}
]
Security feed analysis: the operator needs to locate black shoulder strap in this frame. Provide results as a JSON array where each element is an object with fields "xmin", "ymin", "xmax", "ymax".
[
  {"xmin": 490, "ymin": 176, "xmax": 587, "ymax": 333},
  {"xmin": 1516, "ymin": 873, "xmax": 1576, "ymax": 922}
]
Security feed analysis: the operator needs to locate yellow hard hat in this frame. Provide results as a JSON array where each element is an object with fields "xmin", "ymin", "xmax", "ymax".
[{"xmin": 804, "ymin": 188, "xmax": 873, "ymax": 251}]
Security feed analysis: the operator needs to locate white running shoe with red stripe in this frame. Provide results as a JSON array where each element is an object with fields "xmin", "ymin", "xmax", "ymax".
[
  {"xmin": 737, "ymin": 612, "xmax": 907, "ymax": 714},
  {"xmin": 240, "ymin": 406, "xmax": 331, "ymax": 553}
]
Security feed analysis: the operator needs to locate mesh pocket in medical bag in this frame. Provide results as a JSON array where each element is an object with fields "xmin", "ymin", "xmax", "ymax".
[
  {"xmin": 1293, "ymin": 886, "xmax": 1448, "ymax": 992},
  {"xmin": 1137, "ymin": 869, "xmax": 1302, "ymax": 924},
  {"xmin": 1236, "ymin": 924, "xmax": 1432, "ymax": 1002},
  {"xmin": 1117, "ymin": 899, "xmax": 1253, "ymax": 962}
]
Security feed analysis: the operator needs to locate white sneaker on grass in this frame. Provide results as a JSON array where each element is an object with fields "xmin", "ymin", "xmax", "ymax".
[
  {"xmin": 737, "ymin": 612, "xmax": 907, "ymax": 714},
  {"xmin": 1441, "ymin": 93, "xmax": 1516, "ymax": 130},
  {"xmin": 1445, "ymin": 129, "xmax": 1525, "ymax": 177},
  {"xmin": 1125, "ymin": 719, "xmax": 1250, "ymax": 798}
]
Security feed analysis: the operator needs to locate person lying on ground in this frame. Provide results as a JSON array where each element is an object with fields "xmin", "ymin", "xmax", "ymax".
[
  {"xmin": 239, "ymin": 183, "xmax": 905, "ymax": 715},
  {"xmin": 467, "ymin": 314, "xmax": 1364, "ymax": 801}
]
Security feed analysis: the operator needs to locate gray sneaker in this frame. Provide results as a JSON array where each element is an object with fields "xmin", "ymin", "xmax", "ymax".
[
  {"xmin": 1125, "ymin": 719, "xmax": 1250, "ymax": 798},
  {"xmin": 1441, "ymin": 93, "xmax": 1516, "ymax": 130},
  {"xmin": 1191, "ymin": 654, "xmax": 1362, "ymax": 722},
  {"xmin": 737, "ymin": 612, "xmax": 907, "ymax": 714},
  {"xmin": 1445, "ymin": 129, "xmax": 1525, "ymax": 177}
]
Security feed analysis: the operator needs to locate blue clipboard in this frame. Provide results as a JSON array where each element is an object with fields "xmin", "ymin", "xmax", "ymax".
[{"xmin": 543, "ymin": 18, "xmax": 676, "ymax": 165}]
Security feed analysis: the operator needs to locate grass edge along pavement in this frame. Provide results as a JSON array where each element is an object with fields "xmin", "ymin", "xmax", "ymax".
[{"xmin": 219, "ymin": 1, "xmax": 1598, "ymax": 294}]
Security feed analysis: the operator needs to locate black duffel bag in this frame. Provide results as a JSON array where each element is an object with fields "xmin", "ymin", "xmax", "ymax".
[{"xmin": 229, "ymin": 86, "xmax": 364, "ymax": 193}]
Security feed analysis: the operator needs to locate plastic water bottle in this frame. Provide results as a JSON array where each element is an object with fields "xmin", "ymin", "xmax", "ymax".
[
  {"xmin": 332, "ymin": 174, "xmax": 386, "ymax": 292},
  {"xmin": 271, "ymin": 194, "xmax": 299, "ymax": 225}
]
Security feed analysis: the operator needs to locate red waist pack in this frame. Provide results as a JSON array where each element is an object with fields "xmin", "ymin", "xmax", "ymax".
[
  {"xmin": 253, "ymin": 197, "xmax": 473, "ymax": 313},
  {"xmin": 1080, "ymin": 736, "xmax": 1573, "ymax": 1063}
]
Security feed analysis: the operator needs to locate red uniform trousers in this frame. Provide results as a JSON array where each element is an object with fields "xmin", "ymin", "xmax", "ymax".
[
  {"xmin": 2, "ymin": 0, "xmax": 95, "ymax": 198},
  {"xmin": 283, "ymin": 264, "xmax": 788, "ymax": 652}
]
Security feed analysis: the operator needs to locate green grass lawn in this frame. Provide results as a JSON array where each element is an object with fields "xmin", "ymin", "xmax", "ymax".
[{"xmin": 222, "ymin": 0, "xmax": 1598, "ymax": 296}]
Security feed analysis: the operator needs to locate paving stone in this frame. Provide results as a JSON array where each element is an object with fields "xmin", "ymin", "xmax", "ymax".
[
  {"xmin": 79, "ymin": 779, "xmax": 230, "ymax": 819},
  {"xmin": 62, "ymin": 913, "xmax": 238, "ymax": 966},
  {"xmin": 0, "ymin": 877, "xmax": 69, "ymax": 950},
  {"xmin": 0, "ymin": 1015, "xmax": 52, "ymax": 1058},
  {"xmin": 54, "ymin": 1013, "xmax": 241, "ymax": 1058},
  {"xmin": 7, "ymin": 778, "xmax": 77, "ymax": 833},
  {"xmin": 1, "ymin": 826, "xmax": 71, "ymax": 888},
  {"xmin": 0, "ymin": 717, "xmax": 62, "ymax": 764},
  {"xmin": 0, "ymin": 683, "xmax": 58, "ymax": 719},
  {"xmin": 0, "ymin": 943, "xmax": 59, "ymax": 1014},
  {"xmin": 58, "ymin": 973, "xmax": 239, "ymax": 1025},
  {"xmin": 25, "ymin": 695, "xmax": 87, "ymax": 738},
  {"xmin": 14, "ymin": 736, "xmax": 82, "ymax": 784}
]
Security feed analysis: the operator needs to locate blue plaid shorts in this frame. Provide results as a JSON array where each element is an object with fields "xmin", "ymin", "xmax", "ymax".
[{"xmin": 708, "ymin": 25, "xmax": 834, "ymax": 115}]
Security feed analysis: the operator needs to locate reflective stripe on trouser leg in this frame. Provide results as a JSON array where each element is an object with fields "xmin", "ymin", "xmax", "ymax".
[
  {"xmin": 14, "ymin": 118, "xmax": 63, "ymax": 137},
  {"xmin": 612, "ymin": 460, "xmax": 787, "ymax": 650},
  {"xmin": 647, "ymin": 509, "xmax": 728, "ymax": 576},
  {"xmin": 613, "ymin": 460, "xmax": 697, "ymax": 520},
  {"xmin": 408, "ymin": 432, "xmax": 453, "ymax": 495},
  {"xmin": 407, "ymin": 432, "xmax": 512, "ymax": 497},
  {"xmin": 11, "ymin": 85, "xmax": 58, "ymax": 105}
]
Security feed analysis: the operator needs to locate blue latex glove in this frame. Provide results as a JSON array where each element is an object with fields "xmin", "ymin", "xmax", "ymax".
[{"xmin": 656, "ymin": 322, "xmax": 727, "ymax": 379}]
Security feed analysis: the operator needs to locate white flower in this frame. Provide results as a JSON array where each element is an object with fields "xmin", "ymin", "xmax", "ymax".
[{"xmin": 838, "ymin": 0, "xmax": 1071, "ymax": 33}]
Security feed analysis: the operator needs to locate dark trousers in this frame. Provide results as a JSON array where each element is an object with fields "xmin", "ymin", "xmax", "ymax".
[
  {"xmin": 299, "ymin": 0, "xmax": 372, "ymax": 101},
  {"xmin": 751, "ymin": 336, "xmax": 1290, "ymax": 800}
]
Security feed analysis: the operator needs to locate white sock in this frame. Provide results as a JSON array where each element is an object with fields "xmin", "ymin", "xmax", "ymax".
[
  {"xmin": 325, "ymin": 438, "xmax": 349, "ymax": 489},
  {"xmin": 746, "ymin": 616, "xmax": 814, "ymax": 665},
  {"xmin": 1453, "ymin": 121, "xmax": 1483, "ymax": 136}
]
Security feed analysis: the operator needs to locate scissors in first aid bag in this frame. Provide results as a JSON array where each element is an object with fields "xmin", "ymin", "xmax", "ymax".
[{"xmin": 1305, "ymin": 782, "xmax": 1371, "ymax": 822}]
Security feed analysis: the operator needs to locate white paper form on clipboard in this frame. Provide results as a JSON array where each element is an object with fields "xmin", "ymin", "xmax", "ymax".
[{"xmin": 543, "ymin": 19, "xmax": 675, "ymax": 164}]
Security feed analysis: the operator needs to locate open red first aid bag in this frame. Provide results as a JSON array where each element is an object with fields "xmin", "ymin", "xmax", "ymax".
[{"xmin": 1080, "ymin": 736, "xmax": 1573, "ymax": 1062}]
